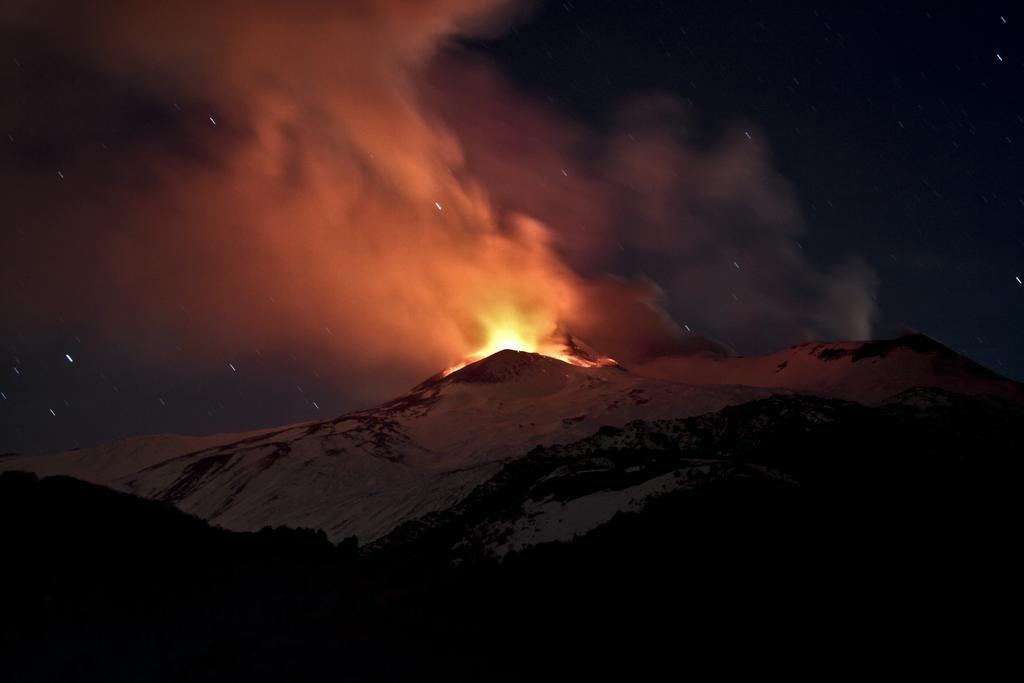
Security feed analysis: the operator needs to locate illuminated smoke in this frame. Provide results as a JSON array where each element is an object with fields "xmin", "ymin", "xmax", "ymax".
[{"xmin": 1, "ymin": 0, "xmax": 877, "ymax": 395}]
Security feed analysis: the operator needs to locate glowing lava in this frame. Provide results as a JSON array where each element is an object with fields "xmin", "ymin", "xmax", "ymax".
[
  {"xmin": 441, "ymin": 315, "xmax": 618, "ymax": 377},
  {"xmin": 481, "ymin": 328, "xmax": 536, "ymax": 355}
]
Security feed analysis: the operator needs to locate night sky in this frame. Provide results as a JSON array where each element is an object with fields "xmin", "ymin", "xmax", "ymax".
[
  {"xmin": 2, "ymin": 1, "xmax": 1022, "ymax": 455},
  {"xmin": 469, "ymin": 1, "xmax": 1024, "ymax": 368}
]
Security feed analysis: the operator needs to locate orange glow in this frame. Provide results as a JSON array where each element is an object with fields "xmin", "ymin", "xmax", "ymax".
[
  {"xmin": 442, "ymin": 308, "xmax": 618, "ymax": 377},
  {"xmin": 481, "ymin": 328, "xmax": 535, "ymax": 355},
  {"xmin": 11, "ymin": 0, "xmax": 629, "ymax": 390},
  {"xmin": 442, "ymin": 310, "xmax": 547, "ymax": 375}
]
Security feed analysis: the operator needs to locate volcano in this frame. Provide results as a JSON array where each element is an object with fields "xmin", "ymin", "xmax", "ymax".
[
  {"xmin": 2, "ymin": 334, "xmax": 1020, "ymax": 546},
  {"xmin": 3, "ymin": 333, "xmax": 1020, "ymax": 680}
]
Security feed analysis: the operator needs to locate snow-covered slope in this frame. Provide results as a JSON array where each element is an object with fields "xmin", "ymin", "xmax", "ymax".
[
  {"xmin": 632, "ymin": 334, "xmax": 1022, "ymax": 404},
  {"xmin": 1, "ymin": 335, "xmax": 1019, "ymax": 542},
  {"xmin": 374, "ymin": 387, "xmax": 1024, "ymax": 562},
  {"xmin": 0, "ymin": 351, "xmax": 778, "ymax": 542},
  {"xmin": 0, "ymin": 429, "xmax": 271, "ymax": 482}
]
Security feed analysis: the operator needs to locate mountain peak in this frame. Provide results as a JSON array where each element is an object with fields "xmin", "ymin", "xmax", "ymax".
[
  {"xmin": 796, "ymin": 334, "xmax": 1007, "ymax": 381},
  {"xmin": 795, "ymin": 333, "xmax": 946, "ymax": 360},
  {"xmin": 445, "ymin": 349, "xmax": 579, "ymax": 384}
]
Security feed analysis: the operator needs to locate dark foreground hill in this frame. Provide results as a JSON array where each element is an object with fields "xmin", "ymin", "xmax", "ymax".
[{"xmin": 2, "ymin": 389, "xmax": 1019, "ymax": 681}]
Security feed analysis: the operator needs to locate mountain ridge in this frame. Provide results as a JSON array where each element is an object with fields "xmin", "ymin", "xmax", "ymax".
[{"xmin": 1, "ymin": 334, "xmax": 1019, "ymax": 543}]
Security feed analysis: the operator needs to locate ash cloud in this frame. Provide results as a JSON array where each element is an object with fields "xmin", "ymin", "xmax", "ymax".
[
  {"xmin": 2, "ymin": 0, "xmax": 572, "ymax": 384},
  {"xmin": 427, "ymin": 57, "xmax": 879, "ymax": 358},
  {"xmin": 1, "ymin": 0, "xmax": 877, "ymax": 400}
]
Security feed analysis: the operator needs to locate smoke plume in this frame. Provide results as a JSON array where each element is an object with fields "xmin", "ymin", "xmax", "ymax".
[{"xmin": 1, "ymin": 0, "xmax": 877, "ymax": 393}]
